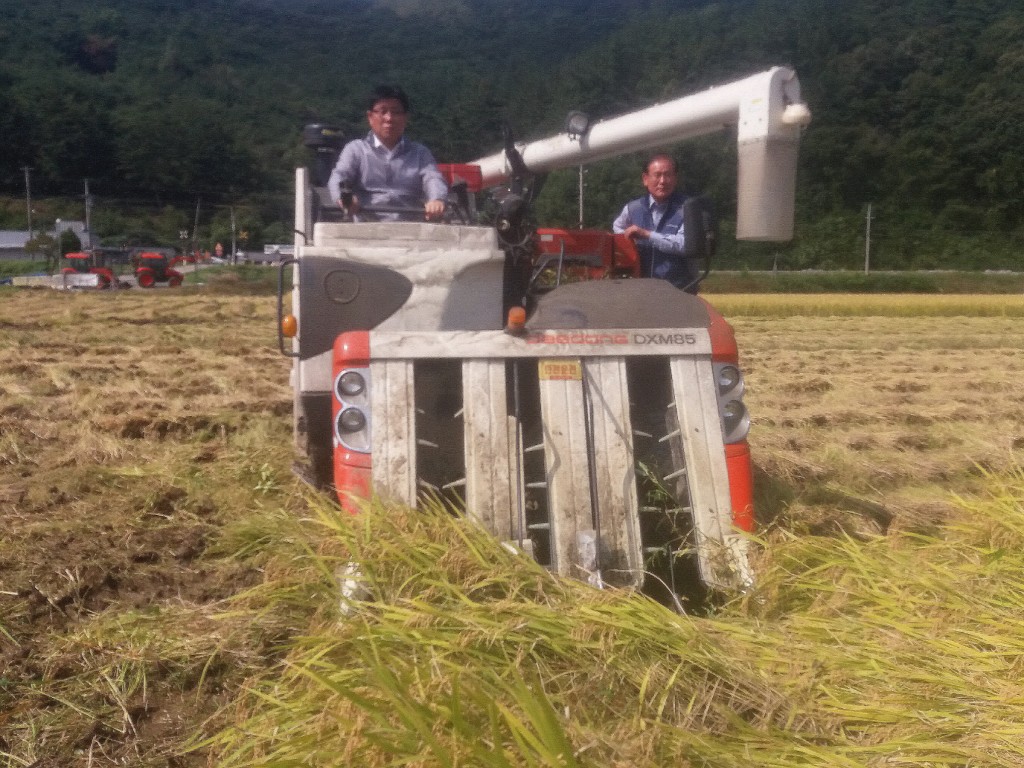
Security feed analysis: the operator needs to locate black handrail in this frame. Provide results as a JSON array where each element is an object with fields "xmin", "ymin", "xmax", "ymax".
[{"xmin": 277, "ymin": 258, "xmax": 299, "ymax": 358}]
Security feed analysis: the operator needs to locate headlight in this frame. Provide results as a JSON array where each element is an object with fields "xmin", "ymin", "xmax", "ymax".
[
  {"xmin": 721, "ymin": 399, "xmax": 750, "ymax": 442},
  {"xmin": 338, "ymin": 407, "xmax": 366, "ymax": 433},
  {"xmin": 716, "ymin": 365, "xmax": 742, "ymax": 394},
  {"xmin": 337, "ymin": 370, "xmax": 366, "ymax": 398}
]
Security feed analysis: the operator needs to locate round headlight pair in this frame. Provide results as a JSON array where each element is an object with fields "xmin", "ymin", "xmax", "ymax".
[{"xmin": 333, "ymin": 367, "xmax": 371, "ymax": 452}]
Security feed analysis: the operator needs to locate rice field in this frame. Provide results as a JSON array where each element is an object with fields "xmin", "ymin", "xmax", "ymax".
[
  {"xmin": 713, "ymin": 292, "xmax": 1024, "ymax": 317},
  {"xmin": 1, "ymin": 286, "xmax": 1022, "ymax": 767}
]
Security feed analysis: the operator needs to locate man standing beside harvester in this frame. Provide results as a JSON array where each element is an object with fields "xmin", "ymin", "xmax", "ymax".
[{"xmin": 613, "ymin": 153, "xmax": 703, "ymax": 294}]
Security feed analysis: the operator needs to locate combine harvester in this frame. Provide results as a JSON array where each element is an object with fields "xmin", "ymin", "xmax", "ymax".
[
  {"xmin": 13, "ymin": 248, "xmax": 126, "ymax": 290},
  {"xmin": 279, "ymin": 67, "xmax": 810, "ymax": 605}
]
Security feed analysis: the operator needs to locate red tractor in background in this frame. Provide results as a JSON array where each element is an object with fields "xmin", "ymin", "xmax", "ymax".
[
  {"xmin": 134, "ymin": 250, "xmax": 186, "ymax": 287},
  {"xmin": 61, "ymin": 250, "xmax": 119, "ymax": 289}
]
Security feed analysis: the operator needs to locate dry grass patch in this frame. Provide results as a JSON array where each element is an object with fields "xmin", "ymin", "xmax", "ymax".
[
  {"xmin": 710, "ymin": 292, "xmax": 1024, "ymax": 317},
  {"xmin": 723, "ymin": 305, "xmax": 1024, "ymax": 535},
  {"xmin": 0, "ymin": 290, "xmax": 299, "ymax": 766}
]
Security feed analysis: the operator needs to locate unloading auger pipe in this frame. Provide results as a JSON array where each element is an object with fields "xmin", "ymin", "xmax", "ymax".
[
  {"xmin": 472, "ymin": 66, "xmax": 807, "ymax": 184},
  {"xmin": 471, "ymin": 66, "xmax": 811, "ymax": 241}
]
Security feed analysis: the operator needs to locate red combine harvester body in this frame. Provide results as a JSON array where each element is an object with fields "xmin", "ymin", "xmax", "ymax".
[{"xmin": 280, "ymin": 68, "xmax": 809, "ymax": 605}]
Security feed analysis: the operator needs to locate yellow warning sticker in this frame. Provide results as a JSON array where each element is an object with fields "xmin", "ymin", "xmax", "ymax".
[{"xmin": 538, "ymin": 359, "xmax": 582, "ymax": 381}]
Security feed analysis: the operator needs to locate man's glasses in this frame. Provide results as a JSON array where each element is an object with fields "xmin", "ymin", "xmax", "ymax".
[{"xmin": 369, "ymin": 108, "xmax": 406, "ymax": 117}]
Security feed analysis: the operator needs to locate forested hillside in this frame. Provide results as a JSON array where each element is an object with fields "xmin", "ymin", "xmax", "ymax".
[{"xmin": 1, "ymin": 0, "xmax": 1021, "ymax": 269}]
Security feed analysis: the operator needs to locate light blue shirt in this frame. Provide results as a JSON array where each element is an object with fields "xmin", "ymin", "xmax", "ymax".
[{"xmin": 328, "ymin": 132, "xmax": 448, "ymax": 215}]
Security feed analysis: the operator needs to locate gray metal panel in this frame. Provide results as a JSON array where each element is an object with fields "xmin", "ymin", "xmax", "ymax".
[
  {"xmin": 527, "ymin": 280, "xmax": 711, "ymax": 331},
  {"xmin": 462, "ymin": 360, "xmax": 518, "ymax": 541},
  {"xmin": 582, "ymin": 358, "xmax": 643, "ymax": 587},
  {"xmin": 538, "ymin": 365, "xmax": 593, "ymax": 581},
  {"xmin": 303, "ymin": 223, "xmax": 506, "ymax": 334},
  {"xmin": 538, "ymin": 358, "xmax": 642, "ymax": 587},
  {"xmin": 297, "ymin": 257, "xmax": 412, "ymax": 360},
  {"xmin": 367, "ymin": 328, "xmax": 711, "ymax": 359},
  {"xmin": 370, "ymin": 360, "xmax": 417, "ymax": 505},
  {"xmin": 668, "ymin": 356, "xmax": 749, "ymax": 588}
]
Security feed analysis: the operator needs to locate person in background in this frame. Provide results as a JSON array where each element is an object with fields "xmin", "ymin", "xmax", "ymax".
[
  {"xmin": 612, "ymin": 154, "xmax": 700, "ymax": 293},
  {"xmin": 328, "ymin": 84, "xmax": 447, "ymax": 221}
]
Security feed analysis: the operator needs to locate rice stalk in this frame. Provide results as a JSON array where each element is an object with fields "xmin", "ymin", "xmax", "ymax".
[{"xmin": 207, "ymin": 468, "xmax": 1024, "ymax": 767}]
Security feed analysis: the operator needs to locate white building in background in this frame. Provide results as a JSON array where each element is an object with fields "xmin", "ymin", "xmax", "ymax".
[
  {"xmin": 53, "ymin": 220, "xmax": 91, "ymax": 248},
  {"xmin": 0, "ymin": 220, "xmax": 91, "ymax": 260},
  {"xmin": 0, "ymin": 231, "xmax": 34, "ymax": 259}
]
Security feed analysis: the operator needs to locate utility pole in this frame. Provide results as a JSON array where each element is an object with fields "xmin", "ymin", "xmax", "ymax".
[
  {"xmin": 192, "ymin": 198, "xmax": 201, "ymax": 254},
  {"xmin": 864, "ymin": 203, "xmax": 873, "ymax": 274},
  {"xmin": 577, "ymin": 165, "xmax": 585, "ymax": 229},
  {"xmin": 189, "ymin": 199, "xmax": 202, "ymax": 282},
  {"xmin": 54, "ymin": 219, "xmax": 63, "ymax": 274},
  {"xmin": 22, "ymin": 166, "xmax": 33, "ymax": 240},
  {"xmin": 83, "ymin": 179, "xmax": 93, "ymax": 248},
  {"xmin": 230, "ymin": 207, "xmax": 237, "ymax": 264}
]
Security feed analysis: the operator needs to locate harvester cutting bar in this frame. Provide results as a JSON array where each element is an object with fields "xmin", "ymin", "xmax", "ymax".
[{"xmin": 362, "ymin": 329, "xmax": 750, "ymax": 590}]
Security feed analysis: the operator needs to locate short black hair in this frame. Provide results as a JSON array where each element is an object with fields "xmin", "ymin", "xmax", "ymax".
[
  {"xmin": 367, "ymin": 85, "xmax": 409, "ymax": 113},
  {"xmin": 644, "ymin": 154, "xmax": 678, "ymax": 174}
]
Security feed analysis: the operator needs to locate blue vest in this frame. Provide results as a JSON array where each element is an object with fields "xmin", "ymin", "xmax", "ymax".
[{"xmin": 626, "ymin": 192, "xmax": 700, "ymax": 293}]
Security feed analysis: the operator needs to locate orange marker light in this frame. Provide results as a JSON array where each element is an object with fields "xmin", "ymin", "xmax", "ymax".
[
  {"xmin": 505, "ymin": 306, "xmax": 527, "ymax": 335},
  {"xmin": 281, "ymin": 314, "xmax": 298, "ymax": 338}
]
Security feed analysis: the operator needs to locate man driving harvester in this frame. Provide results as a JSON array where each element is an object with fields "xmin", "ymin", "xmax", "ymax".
[{"xmin": 327, "ymin": 84, "xmax": 448, "ymax": 221}]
